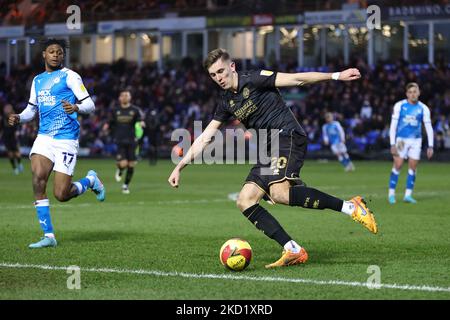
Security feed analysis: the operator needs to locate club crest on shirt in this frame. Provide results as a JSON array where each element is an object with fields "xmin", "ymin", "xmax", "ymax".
[
  {"xmin": 243, "ymin": 87, "xmax": 250, "ymax": 99},
  {"xmin": 229, "ymin": 100, "xmax": 235, "ymax": 108}
]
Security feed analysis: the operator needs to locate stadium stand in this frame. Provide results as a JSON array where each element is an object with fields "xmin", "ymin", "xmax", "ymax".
[{"xmin": 1, "ymin": 56, "xmax": 449, "ymax": 158}]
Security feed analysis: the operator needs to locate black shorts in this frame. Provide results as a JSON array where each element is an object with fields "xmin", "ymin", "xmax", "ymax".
[
  {"xmin": 245, "ymin": 130, "xmax": 307, "ymax": 198},
  {"xmin": 116, "ymin": 142, "xmax": 137, "ymax": 161},
  {"xmin": 3, "ymin": 138, "xmax": 19, "ymax": 152}
]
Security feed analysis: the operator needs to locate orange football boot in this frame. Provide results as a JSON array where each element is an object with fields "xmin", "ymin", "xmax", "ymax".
[
  {"xmin": 349, "ymin": 196, "xmax": 378, "ymax": 234},
  {"xmin": 265, "ymin": 247, "xmax": 308, "ymax": 269}
]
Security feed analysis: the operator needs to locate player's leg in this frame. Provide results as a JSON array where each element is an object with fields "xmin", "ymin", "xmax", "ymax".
[
  {"xmin": 116, "ymin": 159, "xmax": 128, "ymax": 182},
  {"xmin": 269, "ymin": 179, "xmax": 377, "ymax": 234},
  {"xmin": 336, "ymin": 151, "xmax": 348, "ymax": 169},
  {"xmin": 6, "ymin": 149, "xmax": 18, "ymax": 173},
  {"xmin": 273, "ymin": 133, "xmax": 377, "ymax": 234},
  {"xmin": 271, "ymin": 179, "xmax": 342, "ymax": 211},
  {"xmin": 123, "ymin": 161, "xmax": 136, "ymax": 194},
  {"xmin": 388, "ymin": 155, "xmax": 404, "ymax": 204},
  {"xmin": 331, "ymin": 143, "xmax": 348, "ymax": 168},
  {"xmin": 342, "ymin": 143, "xmax": 355, "ymax": 171},
  {"xmin": 15, "ymin": 149, "xmax": 23, "ymax": 173},
  {"xmin": 29, "ymin": 154, "xmax": 57, "ymax": 248},
  {"xmin": 404, "ymin": 158, "xmax": 419, "ymax": 203},
  {"xmin": 52, "ymin": 139, "xmax": 105, "ymax": 202},
  {"xmin": 122, "ymin": 144, "xmax": 137, "ymax": 194},
  {"xmin": 402, "ymin": 140, "xmax": 422, "ymax": 203},
  {"xmin": 237, "ymin": 183, "xmax": 308, "ymax": 268},
  {"xmin": 337, "ymin": 143, "xmax": 354, "ymax": 172},
  {"xmin": 53, "ymin": 171, "xmax": 92, "ymax": 202},
  {"xmin": 343, "ymin": 152, "xmax": 355, "ymax": 171},
  {"xmin": 115, "ymin": 143, "xmax": 127, "ymax": 182}
]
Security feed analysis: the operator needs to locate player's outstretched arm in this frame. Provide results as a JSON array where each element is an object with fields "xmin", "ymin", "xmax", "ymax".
[
  {"xmin": 422, "ymin": 105, "xmax": 434, "ymax": 160},
  {"xmin": 275, "ymin": 68, "xmax": 361, "ymax": 87},
  {"xmin": 168, "ymin": 120, "xmax": 222, "ymax": 188}
]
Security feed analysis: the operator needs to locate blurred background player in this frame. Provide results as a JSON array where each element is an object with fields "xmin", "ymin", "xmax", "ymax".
[
  {"xmin": 8, "ymin": 38, "xmax": 105, "ymax": 248},
  {"xmin": 388, "ymin": 82, "xmax": 434, "ymax": 204},
  {"xmin": 108, "ymin": 90, "xmax": 144, "ymax": 194},
  {"xmin": 322, "ymin": 112, "xmax": 355, "ymax": 172},
  {"xmin": 1, "ymin": 104, "xmax": 23, "ymax": 174}
]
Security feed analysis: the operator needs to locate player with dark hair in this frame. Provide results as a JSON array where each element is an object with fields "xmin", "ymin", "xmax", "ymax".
[
  {"xmin": 8, "ymin": 38, "xmax": 105, "ymax": 248},
  {"xmin": 1, "ymin": 104, "xmax": 24, "ymax": 174},
  {"xmin": 168, "ymin": 49, "xmax": 377, "ymax": 268},
  {"xmin": 108, "ymin": 90, "xmax": 144, "ymax": 194}
]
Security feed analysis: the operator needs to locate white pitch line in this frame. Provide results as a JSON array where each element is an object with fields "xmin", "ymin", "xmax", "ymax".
[
  {"xmin": 1, "ymin": 262, "xmax": 449, "ymax": 294},
  {"xmin": 0, "ymin": 199, "xmax": 229, "ymax": 210}
]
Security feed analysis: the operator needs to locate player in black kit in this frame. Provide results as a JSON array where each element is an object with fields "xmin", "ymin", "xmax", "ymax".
[
  {"xmin": 168, "ymin": 49, "xmax": 378, "ymax": 268},
  {"xmin": 109, "ymin": 90, "xmax": 144, "ymax": 194},
  {"xmin": 1, "ymin": 104, "xmax": 23, "ymax": 174}
]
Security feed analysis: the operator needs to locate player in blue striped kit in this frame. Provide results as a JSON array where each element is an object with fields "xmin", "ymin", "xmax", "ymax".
[
  {"xmin": 388, "ymin": 83, "xmax": 434, "ymax": 204},
  {"xmin": 322, "ymin": 112, "xmax": 355, "ymax": 172},
  {"xmin": 8, "ymin": 39, "xmax": 106, "ymax": 248}
]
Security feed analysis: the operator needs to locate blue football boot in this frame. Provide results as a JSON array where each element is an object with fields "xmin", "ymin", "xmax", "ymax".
[{"xmin": 87, "ymin": 170, "xmax": 105, "ymax": 201}]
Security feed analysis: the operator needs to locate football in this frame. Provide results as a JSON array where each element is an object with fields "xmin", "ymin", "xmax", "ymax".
[{"xmin": 219, "ymin": 238, "xmax": 252, "ymax": 271}]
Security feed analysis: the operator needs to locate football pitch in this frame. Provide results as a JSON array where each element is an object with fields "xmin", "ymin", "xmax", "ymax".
[{"xmin": 0, "ymin": 158, "xmax": 449, "ymax": 300}]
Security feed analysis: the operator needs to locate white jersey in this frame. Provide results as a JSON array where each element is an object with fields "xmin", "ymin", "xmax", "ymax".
[
  {"xmin": 322, "ymin": 121, "xmax": 345, "ymax": 145},
  {"xmin": 389, "ymin": 99, "xmax": 434, "ymax": 148}
]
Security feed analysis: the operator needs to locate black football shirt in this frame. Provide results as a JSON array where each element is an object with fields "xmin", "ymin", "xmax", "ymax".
[
  {"xmin": 213, "ymin": 70, "xmax": 306, "ymax": 136},
  {"xmin": 111, "ymin": 105, "xmax": 142, "ymax": 143}
]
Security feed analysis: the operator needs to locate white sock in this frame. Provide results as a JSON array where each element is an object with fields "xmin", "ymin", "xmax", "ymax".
[
  {"xmin": 44, "ymin": 233, "xmax": 55, "ymax": 238},
  {"xmin": 284, "ymin": 240, "xmax": 301, "ymax": 253},
  {"xmin": 405, "ymin": 189, "xmax": 413, "ymax": 197},
  {"xmin": 341, "ymin": 201, "xmax": 354, "ymax": 216},
  {"xmin": 86, "ymin": 175, "xmax": 95, "ymax": 187},
  {"xmin": 389, "ymin": 189, "xmax": 396, "ymax": 197},
  {"xmin": 73, "ymin": 181, "xmax": 83, "ymax": 194}
]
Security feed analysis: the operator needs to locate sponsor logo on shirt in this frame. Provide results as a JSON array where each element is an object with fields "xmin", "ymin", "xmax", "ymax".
[
  {"xmin": 37, "ymin": 90, "xmax": 56, "ymax": 106},
  {"xmin": 403, "ymin": 115, "xmax": 418, "ymax": 126}
]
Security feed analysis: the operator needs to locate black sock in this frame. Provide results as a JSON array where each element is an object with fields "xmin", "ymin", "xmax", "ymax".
[
  {"xmin": 242, "ymin": 204, "xmax": 291, "ymax": 247},
  {"xmin": 117, "ymin": 166, "xmax": 124, "ymax": 177},
  {"xmin": 9, "ymin": 158, "xmax": 16, "ymax": 169},
  {"xmin": 125, "ymin": 167, "xmax": 134, "ymax": 185},
  {"xmin": 289, "ymin": 185, "xmax": 343, "ymax": 212},
  {"xmin": 16, "ymin": 157, "xmax": 21, "ymax": 165}
]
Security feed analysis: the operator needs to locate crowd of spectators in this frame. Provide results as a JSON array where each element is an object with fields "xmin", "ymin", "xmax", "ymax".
[
  {"xmin": 3, "ymin": 0, "xmax": 446, "ymax": 26},
  {"xmin": 0, "ymin": 0, "xmax": 333, "ymax": 25},
  {"xmin": 0, "ymin": 56, "xmax": 449, "ymax": 159}
]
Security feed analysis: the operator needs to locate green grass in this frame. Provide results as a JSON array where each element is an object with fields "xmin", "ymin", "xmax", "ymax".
[{"xmin": 0, "ymin": 158, "xmax": 449, "ymax": 299}]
